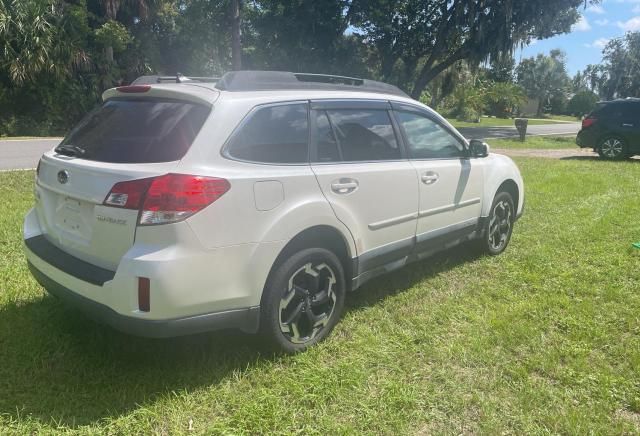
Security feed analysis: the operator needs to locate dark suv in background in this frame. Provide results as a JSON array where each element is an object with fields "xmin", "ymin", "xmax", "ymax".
[{"xmin": 577, "ymin": 98, "xmax": 640, "ymax": 160}]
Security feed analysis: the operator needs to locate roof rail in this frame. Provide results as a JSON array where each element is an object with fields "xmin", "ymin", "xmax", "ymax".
[
  {"xmin": 213, "ymin": 71, "xmax": 409, "ymax": 97},
  {"xmin": 131, "ymin": 74, "xmax": 221, "ymax": 85}
]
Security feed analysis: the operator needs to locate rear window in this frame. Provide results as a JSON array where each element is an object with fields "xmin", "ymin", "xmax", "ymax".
[{"xmin": 59, "ymin": 99, "xmax": 210, "ymax": 163}]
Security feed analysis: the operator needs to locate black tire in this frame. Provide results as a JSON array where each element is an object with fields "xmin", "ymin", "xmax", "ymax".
[
  {"xmin": 478, "ymin": 191, "xmax": 515, "ymax": 256},
  {"xmin": 260, "ymin": 248, "xmax": 346, "ymax": 353},
  {"xmin": 597, "ymin": 136, "xmax": 628, "ymax": 160}
]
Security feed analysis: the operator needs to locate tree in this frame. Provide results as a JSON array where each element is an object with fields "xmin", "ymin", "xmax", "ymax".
[
  {"xmin": 0, "ymin": 0, "xmax": 88, "ymax": 84},
  {"xmin": 600, "ymin": 32, "xmax": 640, "ymax": 99},
  {"xmin": 350, "ymin": 0, "xmax": 598, "ymax": 98},
  {"xmin": 97, "ymin": 0, "xmax": 152, "ymax": 62},
  {"xmin": 485, "ymin": 82, "xmax": 526, "ymax": 118},
  {"xmin": 567, "ymin": 90, "xmax": 599, "ymax": 117},
  {"xmin": 244, "ymin": 0, "xmax": 368, "ymax": 75},
  {"xmin": 574, "ymin": 33, "xmax": 640, "ymax": 100},
  {"xmin": 486, "ymin": 55, "xmax": 516, "ymax": 83},
  {"xmin": 516, "ymin": 49, "xmax": 570, "ymax": 116},
  {"xmin": 230, "ymin": 0, "xmax": 241, "ymax": 70}
]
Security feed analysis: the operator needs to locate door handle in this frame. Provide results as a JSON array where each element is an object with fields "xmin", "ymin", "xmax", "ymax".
[
  {"xmin": 331, "ymin": 179, "xmax": 359, "ymax": 194},
  {"xmin": 421, "ymin": 172, "xmax": 439, "ymax": 185},
  {"xmin": 622, "ymin": 123, "xmax": 634, "ymax": 127}
]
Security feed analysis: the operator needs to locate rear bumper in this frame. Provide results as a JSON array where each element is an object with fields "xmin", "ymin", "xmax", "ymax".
[
  {"xmin": 28, "ymin": 261, "xmax": 260, "ymax": 337},
  {"xmin": 576, "ymin": 130, "xmax": 596, "ymax": 148},
  {"xmin": 22, "ymin": 206, "xmax": 283, "ymax": 337}
]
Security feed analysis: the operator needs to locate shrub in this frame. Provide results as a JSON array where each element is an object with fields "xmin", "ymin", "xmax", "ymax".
[{"xmin": 568, "ymin": 91, "xmax": 599, "ymax": 116}]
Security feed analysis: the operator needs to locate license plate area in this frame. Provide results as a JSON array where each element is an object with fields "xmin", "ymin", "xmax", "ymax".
[{"xmin": 54, "ymin": 195, "xmax": 94, "ymax": 239}]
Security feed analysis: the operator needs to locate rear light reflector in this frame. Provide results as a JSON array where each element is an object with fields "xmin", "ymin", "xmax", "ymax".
[
  {"xmin": 103, "ymin": 174, "xmax": 230, "ymax": 225},
  {"xmin": 116, "ymin": 85, "xmax": 151, "ymax": 93},
  {"xmin": 582, "ymin": 117, "xmax": 597, "ymax": 129},
  {"xmin": 138, "ymin": 277, "xmax": 150, "ymax": 312},
  {"xmin": 104, "ymin": 177, "xmax": 153, "ymax": 209}
]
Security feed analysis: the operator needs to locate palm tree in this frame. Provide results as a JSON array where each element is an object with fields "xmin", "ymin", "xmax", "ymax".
[{"xmin": 0, "ymin": 0, "xmax": 86, "ymax": 84}]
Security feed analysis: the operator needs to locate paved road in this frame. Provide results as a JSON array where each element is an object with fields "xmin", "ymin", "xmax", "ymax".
[
  {"xmin": 0, "ymin": 138, "xmax": 61, "ymax": 171},
  {"xmin": 458, "ymin": 122, "xmax": 581, "ymax": 140},
  {"xmin": 0, "ymin": 122, "xmax": 581, "ymax": 171}
]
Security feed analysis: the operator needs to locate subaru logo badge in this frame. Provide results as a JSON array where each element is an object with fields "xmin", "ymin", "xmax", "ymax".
[{"xmin": 57, "ymin": 170, "xmax": 69, "ymax": 184}]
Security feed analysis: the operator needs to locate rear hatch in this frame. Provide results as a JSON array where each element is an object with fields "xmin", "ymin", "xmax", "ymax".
[{"xmin": 34, "ymin": 95, "xmax": 212, "ymax": 271}]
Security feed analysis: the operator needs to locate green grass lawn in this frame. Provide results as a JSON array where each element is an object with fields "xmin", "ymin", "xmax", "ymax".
[
  {"xmin": 2, "ymin": 157, "xmax": 640, "ymax": 434},
  {"xmin": 0, "ymin": 136, "xmax": 62, "ymax": 140},
  {"xmin": 544, "ymin": 114, "xmax": 582, "ymax": 123},
  {"xmin": 447, "ymin": 116, "xmax": 579, "ymax": 129},
  {"xmin": 488, "ymin": 135, "xmax": 577, "ymax": 150}
]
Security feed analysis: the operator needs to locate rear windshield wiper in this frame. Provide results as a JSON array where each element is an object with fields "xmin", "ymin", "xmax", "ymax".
[{"xmin": 55, "ymin": 144, "xmax": 86, "ymax": 157}]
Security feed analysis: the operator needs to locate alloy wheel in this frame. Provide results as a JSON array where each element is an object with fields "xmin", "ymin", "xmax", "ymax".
[
  {"xmin": 278, "ymin": 262, "xmax": 337, "ymax": 344},
  {"xmin": 601, "ymin": 138, "xmax": 624, "ymax": 158},
  {"xmin": 488, "ymin": 200, "xmax": 512, "ymax": 252}
]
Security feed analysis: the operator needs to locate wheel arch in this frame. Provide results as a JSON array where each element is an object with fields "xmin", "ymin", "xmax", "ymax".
[
  {"xmin": 480, "ymin": 154, "xmax": 524, "ymax": 218},
  {"xmin": 262, "ymin": 225, "xmax": 355, "ymax": 303},
  {"xmin": 495, "ymin": 179, "xmax": 519, "ymax": 211}
]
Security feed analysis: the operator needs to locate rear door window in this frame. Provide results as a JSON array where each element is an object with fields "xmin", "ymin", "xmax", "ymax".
[
  {"xmin": 324, "ymin": 109, "xmax": 400, "ymax": 161},
  {"xmin": 226, "ymin": 103, "xmax": 309, "ymax": 164},
  {"xmin": 60, "ymin": 99, "xmax": 210, "ymax": 163}
]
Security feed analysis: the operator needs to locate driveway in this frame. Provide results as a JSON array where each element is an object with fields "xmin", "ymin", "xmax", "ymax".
[
  {"xmin": 458, "ymin": 122, "xmax": 581, "ymax": 140},
  {"xmin": 0, "ymin": 138, "xmax": 61, "ymax": 171}
]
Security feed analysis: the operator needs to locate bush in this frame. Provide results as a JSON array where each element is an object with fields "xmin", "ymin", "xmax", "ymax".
[
  {"xmin": 456, "ymin": 106, "xmax": 480, "ymax": 123},
  {"xmin": 568, "ymin": 91, "xmax": 599, "ymax": 116},
  {"xmin": 485, "ymin": 82, "xmax": 526, "ymax": 118}
]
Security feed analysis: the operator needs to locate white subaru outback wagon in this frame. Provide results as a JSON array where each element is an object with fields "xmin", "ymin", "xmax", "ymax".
[{"xmin": 24, "ymin": 71, "xmax": 524, "ymax": 353}]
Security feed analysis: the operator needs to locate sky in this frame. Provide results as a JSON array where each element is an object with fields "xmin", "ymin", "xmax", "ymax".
[{"xmin": 515, "ymin": 0, "xmax": 640, "ymax": 76}]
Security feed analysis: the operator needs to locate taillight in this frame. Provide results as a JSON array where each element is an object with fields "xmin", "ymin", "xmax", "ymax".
[
  {"xmin": 103, "ymin": 174, "xmax": 230, "ymax": 225},
  {"xmin": 582, "ymin": 117, "xmax": 597, "ymax": 129},
  {"xmin": 104, "ymin": 177, "xmax": 153, "ymax": 209}
]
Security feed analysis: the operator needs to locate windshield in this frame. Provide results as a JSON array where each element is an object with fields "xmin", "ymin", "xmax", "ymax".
[{"xmin": 59, "ymin": 98, "xmax": 210, "ymax": 163}]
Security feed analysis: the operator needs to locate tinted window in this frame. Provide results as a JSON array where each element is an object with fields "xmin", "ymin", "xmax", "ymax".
[
  {"xmin": 326, "ymin": 109, "xmax": 400, "ymax": 161},
  {"xmin": 60, "ymin": 99, "xmax": 210, "ymax": 163},
  {"xmin": 621, "ymin": 103, "xmax": 640, "ymax": 118},
  {"xmin": 596, "ymin": 102, "xmax": 639, "ymax": 119},
  {"xmin": 313, "ymin": 111, "xmax": 340, "ymax": 162},
  {"xmin": 396, "ymin": 111, "xmax": 464, "ymax": 159},
  {"xmin": 227, "ymin": 103, "xmax": 308, "ymax": 163}
]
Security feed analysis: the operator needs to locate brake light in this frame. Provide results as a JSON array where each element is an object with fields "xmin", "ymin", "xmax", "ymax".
[
  {"xmin": 582, "ymin": 117, "xmax": 597, "ymax": 129},
  {"xmin": 103, "ymin": 174, "xmax": 230, "ymax": 225},
  {"xmin": 116, "ymin": 85, "xmax": 151, "ymax": 93}
]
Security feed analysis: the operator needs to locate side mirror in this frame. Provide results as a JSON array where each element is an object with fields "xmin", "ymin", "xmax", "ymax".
[{"xmin": 469, "ymin": 139, "xmax": 489, "ymax": 158}]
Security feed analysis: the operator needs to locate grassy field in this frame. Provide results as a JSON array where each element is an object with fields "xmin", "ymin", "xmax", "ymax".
[
  {"xmin": 488, "ymin": 135, "xmax": 576, "ymax": 150},
  {"xmin": 0, "ymin": 136, "xmax": 62, "ymax": 140},
  {"xmin": 447, "ymin": 116, "xmax": 579, "ymax": 129},
  {"xmin": 2, "ymin": 151, "xmax": 640, "ymax": 434},
  {"xmin": 543, "ymin": 114, "xmax": 582, "ymax": 122}
]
